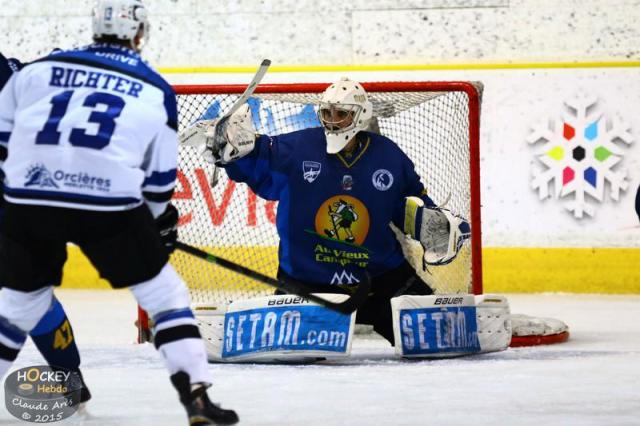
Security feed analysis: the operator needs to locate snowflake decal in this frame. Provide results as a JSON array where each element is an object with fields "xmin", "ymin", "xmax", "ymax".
[{"xmin": 527, "ymin": 94, "xmax": 633, "ymax": 218}]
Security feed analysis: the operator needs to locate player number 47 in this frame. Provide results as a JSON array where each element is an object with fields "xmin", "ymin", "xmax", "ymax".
[
  {"xmin": 36, "ymin": 90, "xmax": 125, "ymax": 149},
  {"xmin": 53, "ymin": 319, "xmax": 74, "ymax": 351}
]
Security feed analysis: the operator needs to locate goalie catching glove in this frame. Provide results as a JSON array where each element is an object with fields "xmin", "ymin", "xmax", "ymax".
[
  {"xmin": 178, "ymin": 103, "xmax": 257, "ymax": 165},
  {"xmin": 403, "ymin": 196, "xmax": 470, "ymax": 266}
]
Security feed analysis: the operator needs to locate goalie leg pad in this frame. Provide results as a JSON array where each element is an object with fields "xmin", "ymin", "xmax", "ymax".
[
  {"xmin": 195, "ymin": 294, "xmax": 356, "ymax": 363},
  {"xmin": 474, "ymin": 294, "xmax": 512, "ymax": 353},
  {"xmin": 391, "ymin": 294, "xmax": 510, "ymax": 358}
]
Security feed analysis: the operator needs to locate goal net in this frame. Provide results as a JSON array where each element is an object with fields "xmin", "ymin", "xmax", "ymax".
[{"xmin": 171, "ymin": 81, "xmax": 483, "ymax": 309}]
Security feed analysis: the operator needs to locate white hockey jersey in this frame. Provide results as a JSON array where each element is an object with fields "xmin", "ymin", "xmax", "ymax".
[{"xmin": 0, "ymin": 43, "xmax": 177, "ymax": 215}]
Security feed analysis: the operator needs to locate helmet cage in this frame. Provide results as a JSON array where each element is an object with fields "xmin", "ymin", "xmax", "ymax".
[{"xmin": 318, "ymin": 103, "xmax": 362, "ymax": 134}]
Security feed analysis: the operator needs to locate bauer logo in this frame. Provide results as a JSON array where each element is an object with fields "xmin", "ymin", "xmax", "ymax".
[
  {"xmin": 527, "ymin": 93, "xmax": 634, "ymax": 219},
  {"xmin": 4, "ymin": 365, "xmax": 83, "ymax": 423},
  {"xmin": 399, "ymin": 306, "xmax": 480, "ymax": 355},
  {"xmin": 222, "ymin": 305, "xmax": 351, "ymax": 358}
]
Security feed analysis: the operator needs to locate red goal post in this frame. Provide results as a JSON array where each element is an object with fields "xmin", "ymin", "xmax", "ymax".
[{"xmin": 159, "ymin": 81, "xmax": 483, "ymax": 328}]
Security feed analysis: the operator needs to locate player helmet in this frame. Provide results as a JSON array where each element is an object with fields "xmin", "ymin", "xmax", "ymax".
[
  {"xmin": 318, "ymin": 77, "xmax": 373, "ymax": 154},
  {"xmin": 92, "ymin": 0, "xmax": 149, "ymax": 51}
]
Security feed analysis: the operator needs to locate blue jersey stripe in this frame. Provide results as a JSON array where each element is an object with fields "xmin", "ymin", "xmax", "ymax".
[
  {"xmin": 143, "ymin": 169, "xmax": 177, "ymax": 186},
  {"xmin": 4, "ymin": 186, "xmax": 140, "ymax": 206},
  {"xmin": 0, "ymin": 317, "xmax": 27, "ymax": 346},
  {"xmin": 154, "ymin": 309, "xmax": 195, "ymax": 325},
  {"xmin": 29, "ymin": 298, "xmax": 66, "ymax": 336}
]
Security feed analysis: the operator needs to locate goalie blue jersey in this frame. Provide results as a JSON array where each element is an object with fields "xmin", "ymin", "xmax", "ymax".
[{"xmin": 224, "ymin": 128, "xmax": 435, "ymax": 286}]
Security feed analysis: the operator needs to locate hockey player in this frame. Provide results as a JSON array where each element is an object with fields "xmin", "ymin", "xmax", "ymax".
[
  {"xmin": 191, "ymin": 77, "xmax": 470, "ymax": 347},
  {"xmin": 0, "ymin": 1, "xmax": 237, "ymax": 424},
  {"xmin": 0, "ymin": 52, "xmax": 92, "ymax": 404}
]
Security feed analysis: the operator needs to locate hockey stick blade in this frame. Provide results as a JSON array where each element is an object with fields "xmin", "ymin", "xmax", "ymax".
[
  {"xmin": 224, "ymin": 59, "xmax": 271, "ymax": 118},
  {"xmin": 175, "ymin": 241, "xmax": 369, "ymax": 314},
  {"xmin": 180, "ymin": 60, "xmax": 271, "ymax": 148}
]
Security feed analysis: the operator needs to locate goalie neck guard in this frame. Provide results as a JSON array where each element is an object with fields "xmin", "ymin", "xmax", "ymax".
[
  {"xmin": 92, "ymin": 0, "xmax": 149, "ymax": 51},
  {"xmin": 318, "ymin": 78, "xmax": 373, "ymax": 154}
]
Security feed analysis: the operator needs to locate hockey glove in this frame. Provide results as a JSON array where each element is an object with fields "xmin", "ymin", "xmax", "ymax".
[
  {"xmin": 403, "ymin": 196, "xmax": 470, "ymax": 267},
  {"xmin": 155, "ymin": 203, "xmax": 179, "ymax": 255},
  {"xmin": 178, "ymin": 104, "xmax": 256, "ymax": 165}
]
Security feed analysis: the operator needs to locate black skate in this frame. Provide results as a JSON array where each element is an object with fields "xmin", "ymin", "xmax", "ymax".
[
  {"xmin": 78, "ymin": 371, "xmax": 92, "ymax": 404},
  {"xmin": 59, "ymin": 368, "xmax": 91, "ymax": 405},
  {"xmin": 170, "ymin": 372, "xmax": 239, "ymax": 425}
]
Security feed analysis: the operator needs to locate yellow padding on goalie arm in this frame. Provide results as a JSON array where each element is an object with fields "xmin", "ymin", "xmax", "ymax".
[{"xmin": 403, "ymin": 196, "xmax": 423, "ymax": 238}]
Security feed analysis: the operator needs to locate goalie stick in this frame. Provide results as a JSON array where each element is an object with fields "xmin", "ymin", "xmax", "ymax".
[
  {"xmin": 175, "ymin": 241, "xmax": 370, "ymax": 315},
  {"xmin": 221, "ymin": 59, "xmax": 271, "ymax": 121}
]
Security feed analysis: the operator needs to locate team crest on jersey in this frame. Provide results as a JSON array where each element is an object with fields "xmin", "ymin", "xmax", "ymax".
[
  {"xmin": 302, "ymin": 161, "xmax": 321, "ymax": 183},
  {"xmin": 314, "ymin": 195, "xmax": 370, "ymax": 245},
  {"xmin": 372, "ymin": 169, "xmax": 394, "ymax": 191},
  {"xmin": 342, "ymin": 175, "xmax": 353, "ymax": 191},
  {"xmin": 25, "ymin": 164, "xmax": 58, "ymax": 189},
  {"xmin": 330, "ymin": 270, "xmax": 360, "ymax": 285}
]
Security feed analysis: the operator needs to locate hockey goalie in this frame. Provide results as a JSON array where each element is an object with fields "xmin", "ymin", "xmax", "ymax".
[{"xmin": 177, "ymin": 77, "xmax": 568, "ymax": 362}]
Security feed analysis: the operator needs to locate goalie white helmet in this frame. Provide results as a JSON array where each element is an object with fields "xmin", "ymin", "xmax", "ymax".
[
  {"xmin": 92, "ymin": 0, "xmax": 149, "ymax": 51},
  {"xmin": 318, "ymin": 77, "xmax": 373, "ymax": 154}
]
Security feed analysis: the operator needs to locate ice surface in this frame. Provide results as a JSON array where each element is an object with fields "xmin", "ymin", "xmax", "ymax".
[{"xmin": 1, "ymin": 290, "xmax": 639, "ymax": 426}]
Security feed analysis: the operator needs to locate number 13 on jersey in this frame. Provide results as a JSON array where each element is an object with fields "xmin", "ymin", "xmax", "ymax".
[{"xmin": 36, "ymin": 90, "xmax": 125, "ymax": 149}]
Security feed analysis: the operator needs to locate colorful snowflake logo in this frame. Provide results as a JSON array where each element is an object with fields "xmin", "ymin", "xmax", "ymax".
[{"xmin": 527, "ymin": 94, "xmax": 633, "ymax": 218}]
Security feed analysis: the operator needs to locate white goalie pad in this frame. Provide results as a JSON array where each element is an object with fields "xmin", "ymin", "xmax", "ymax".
[
  {"xmin": 391, "ymin": 294, "xmax": 511, "ymax": 358},
  {"xmin": 194, "ymin": 294, "xmax": 356, "ymax": 363}
]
